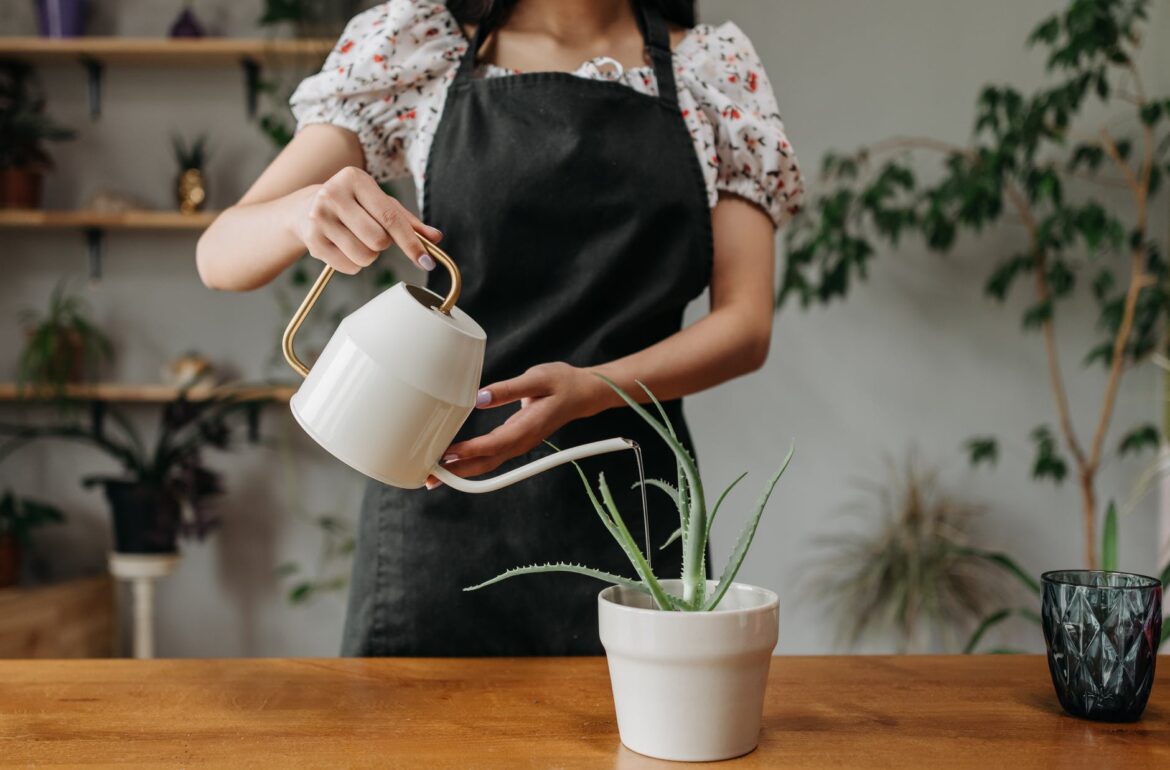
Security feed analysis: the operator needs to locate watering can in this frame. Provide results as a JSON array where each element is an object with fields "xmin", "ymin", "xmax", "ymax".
[{"xmin": 281, "ymin": 235, "xmax": 633, "ymax": 493}]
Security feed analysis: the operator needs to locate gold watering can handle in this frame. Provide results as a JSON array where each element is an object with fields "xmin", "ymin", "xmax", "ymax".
[{"xmin": 282, "ymin": 233, "xmax": 461, "ymax": 378}]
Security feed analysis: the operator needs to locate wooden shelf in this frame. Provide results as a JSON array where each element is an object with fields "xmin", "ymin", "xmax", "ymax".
[
  {"xmin": 0, "ymin": 210, "xmax": 218, "ymax": 231},
  {"xmin": 0, "ymin": 383, "xmax": 295, "ymax": 404},
  {"xmin": 0, "ymin": 37, "xmax": 335, "ymax": 65}
]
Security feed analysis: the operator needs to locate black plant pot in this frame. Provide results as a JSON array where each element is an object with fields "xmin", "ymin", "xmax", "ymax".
[{"xmin": 102, "ymin": 481, "xmax": 181, "ymax": 555}]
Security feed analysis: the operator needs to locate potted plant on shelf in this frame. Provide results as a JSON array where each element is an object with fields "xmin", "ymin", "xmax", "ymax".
[
  {"xmin": 172, "ymin": 133, "xmax": 208, "ymax": 214},
  {"xmin": 0, "ymin": 489, "xmax": 65, "ymax": 588},
  {"xmin": 0, "ymin": 62, "xmax": 75, "ymax": 209},
  {"xmin": 0, "ymin": 390, "xmax": 266, "ymax": 554},
  {"xmin": 467, "ymin": 378, "xmax": 792, "ymax": 762},
  {"xmin": 19, "ymin": 282, "xmax": 114, "ymax": 400}
]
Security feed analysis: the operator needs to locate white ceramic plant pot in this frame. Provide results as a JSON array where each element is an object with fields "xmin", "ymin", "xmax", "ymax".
[{"xmin": 598, "ymin": 580, "xmax": 779, "ymax": 762}]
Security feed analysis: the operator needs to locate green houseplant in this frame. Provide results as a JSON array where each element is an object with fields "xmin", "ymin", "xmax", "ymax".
[
  {"xmin": 0, "ymin": 61, "xmax": 74, "ymax": 208},
  {"xmin": 468, "ymin": 378, "xmax": 792, "ymax": 761},
  {"xmin": 0, "ymin": 489, "xmax": 64, "ymax": 588},
  {"xmin": 18, "ymin": 282, "xmax": 113, "ymax": 399},
  {"xmin": 0, "ymin": 391, "xmax": 266, "ymax": 554},
  {"xmin": 780, "ymin": 0, "xmax": 1170, "ymax": 570},
  {"xmin": 807, "ymin": 454, "xmax": 1017, "ymax": 653}
]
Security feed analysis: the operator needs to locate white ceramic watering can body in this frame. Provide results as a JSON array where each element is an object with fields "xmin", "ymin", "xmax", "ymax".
[
  {"xmin": 290, "ymin": 282, "xmax": 485, "ymax": 489},
  {"xmin": 282, "ymin": 236, "xmax": 634, "ymax": 493}
]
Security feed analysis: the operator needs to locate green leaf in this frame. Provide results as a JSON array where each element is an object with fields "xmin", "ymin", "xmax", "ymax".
[
  {"xmin": 1030, "ymin": 425, "xmax": 1068, "ymax": 484},
  {"xmin": 964, "ymin": 607, "xmax": 1042, "ymax": 654},
  {"xmin": 597, "ymin": 471, "xmax": 675, "ymax": 610},
  {"xmin": 289, "ymin": 583, "xmax": 314, "ymax": 604},
  {"xmin": 1083, "ymin": 341, "xmax": 1114, "ymax": 368},
  {"xmin": 965, "ymin": 437, "xmax": 999, "ymax": 468},
  {"xmin": 703, "ymin": 445, "xmax": 794, "ymax": 611},
  {"xmin": 1140, "ymin": 102, "xmax": 1164, "ymax": 127},
  {"xmin": 599, "ymin": 376, "xmax": 708, "ymax": 606},
  {"xmin": 1028, "ymin": 16, "xmax": 1060, "ymax": 47},
  {"xmin": 1101, "ymin": 501, "xmax": 1118, "ymax": 572},
  {"xmin": 1118, "ymin": 424, "xmax": 1159, "ymax": 457},
  {"xmin": 706, "ymin": 471, "xmax": 749, "ymax": 544},
  {"xmin": 1022, "ymin": 300, "xmax": 1053, "ymax": 330},
  {"xmin": 960, "ymin": 547, "xmax": 1041, "ymax": 595},
  {"xmin": 561, "ymin": 455, "xmax": 673, "ymax": 611},
  {"xmin": 464, "ymin": 562, "xmax": 646, "ymax": 593},
  {"xmin": 633, "ymin": 478, "xmax": 678, "ymax": 509}
]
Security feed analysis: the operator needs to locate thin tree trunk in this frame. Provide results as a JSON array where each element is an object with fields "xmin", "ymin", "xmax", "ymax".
[{"xmin": 1080, "ymin": 472, "xmax": 1098, "ymax": 570}]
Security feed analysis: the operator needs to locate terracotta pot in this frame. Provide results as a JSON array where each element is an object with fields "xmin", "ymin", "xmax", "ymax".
[
  {"xmin": 1, "ymin": 167, "xmax": 44, "ymax": 209},
  {"xmin": 102, "ymin": 481, "xmax": 181, "ymax": 555},
  {"xmin": 0, "ymin": 534, "xmax": 20, "ymax": 588},
  {"xmin": 24, "ymin": 327, "xmax": 87, "ymax": 384}
]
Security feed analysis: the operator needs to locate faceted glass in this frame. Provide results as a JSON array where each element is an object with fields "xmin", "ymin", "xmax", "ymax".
[{"xmin": 1041, "ymin": 570, "xmax": 1162, "ymax": 722}]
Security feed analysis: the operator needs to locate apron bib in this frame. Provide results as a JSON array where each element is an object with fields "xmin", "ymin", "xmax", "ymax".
[{"xmin": 343, "ymin": 1, "xmax": 712, "ymax": 656}]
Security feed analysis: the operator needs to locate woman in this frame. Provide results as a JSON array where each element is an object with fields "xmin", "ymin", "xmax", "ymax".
[{"xmin": 197, "ymin": 0, "xmax": 802, "ymax": 656}]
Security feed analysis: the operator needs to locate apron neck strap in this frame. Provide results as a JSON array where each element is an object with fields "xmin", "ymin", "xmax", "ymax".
[
  {"xmin": 634, "ymin": 2, "xmax": 679, "ymax": 109},
  {"xmin": 455, "ymin": 1, "xmax": 680, "ymax": 109},
  {"xmin": 456, "ymin": 15, "xmax": 493, "ymax": 82}
]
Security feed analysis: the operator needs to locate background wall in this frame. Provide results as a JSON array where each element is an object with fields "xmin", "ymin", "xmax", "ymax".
[{"xmin": 1, "ymin": 0, "xmax": 1167, "ymax": 656}]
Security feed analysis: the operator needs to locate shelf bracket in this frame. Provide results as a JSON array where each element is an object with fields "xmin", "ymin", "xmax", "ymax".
[
  {"xmin": 84, "ymin": 227, "xmax": 103, "ymax": 281},
  {"xmin": 241, "ymin": 57, "xmax": 262, "ymax": 119},
  {"xmin": 79, "ymin": 56, "xmax": 103, "ymax": 120}
]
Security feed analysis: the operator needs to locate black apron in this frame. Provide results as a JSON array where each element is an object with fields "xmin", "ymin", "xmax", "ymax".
[{"xmin": 342, "ymin": 2, "xmax": 712, "ymax": 657}]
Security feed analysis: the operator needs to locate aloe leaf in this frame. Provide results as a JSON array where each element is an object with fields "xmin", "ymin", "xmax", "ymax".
[
  {"xmin": 637, "ymin": 380, "xmax": 680, "ymax": 440},
  {"xmin": 1101, "ymin": 501, "xmax": 1118, "ymax": 571},
  {"xmin": 705, "ymin": 471, "xmax": 748, "ymax": 544},
  {"xmin": 465, "ymin": 562, "xmax": 646, "ymax": 592},
  {"xmin": 598, "ymin": 472, "xmax": 674, "ymax": 610},
  {"xmin": 659, "ymin": 527, "xmax": 681, "ymax": 550},
  {"xmin": 633, "ymin": 478, "xmax": 679, "ymax": 510},
  {"xmin": 703, "ymin": 445, "xmax": 794, "ymax": 611},
  {"xmin": 1159, "ymin": 560, "xmax": 1170, "ymax": 591},
  {"xmin": 597, "ymin": 375, "xmax": 707, "ymax": 605},
  {"xmin": 959, "ymin": 547, "xmax": 1041, "ymax": 596},
  {"xmin": 632, "ymin": 381, "xmax": 691, "ymax": 554}
]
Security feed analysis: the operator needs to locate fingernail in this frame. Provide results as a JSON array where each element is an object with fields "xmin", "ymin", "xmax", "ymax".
[
  {"xmin": 476, "ymin": 389, "xmax": 492, "ymax": 407},
  {"xmin": 441, "ymin": 453, "xmax": 459, "ymax": 464},
  {"xmin": 430, "ymin": 228, "xmax": 444, "ymax": 241},
  {"xmin": 419, "ymin": 254, "xmax": 436, "ymax": 271},
  {"xmin": 426, "ymin": 479, "xmax": 441, "ymax": 490}
]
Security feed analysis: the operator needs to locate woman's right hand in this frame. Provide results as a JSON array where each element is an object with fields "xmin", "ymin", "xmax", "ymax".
[{"xmin": 292, "ymin": 166, "xmax": 443, "ymax": 275}]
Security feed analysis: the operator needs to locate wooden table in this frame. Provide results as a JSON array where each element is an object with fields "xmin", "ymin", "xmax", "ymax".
[{"xmin": 1, "ymin": 656, "xmax": 1167, "ymax": 768}]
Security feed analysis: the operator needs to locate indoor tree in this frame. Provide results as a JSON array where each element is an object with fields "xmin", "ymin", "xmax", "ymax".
[{"xmin": 781, "ymin": 0, "xmax": 1170, "ymax": 569}]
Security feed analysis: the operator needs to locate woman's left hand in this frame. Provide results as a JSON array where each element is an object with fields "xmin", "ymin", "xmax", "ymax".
[{"xmin": 428, "ymin": 362, "xmax": 605, "ymax": 488}]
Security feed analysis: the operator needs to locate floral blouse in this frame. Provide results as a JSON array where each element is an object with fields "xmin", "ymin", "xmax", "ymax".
[{"xmin": 290, "ymin": 0, "xmax": 803, "ymax": 228}]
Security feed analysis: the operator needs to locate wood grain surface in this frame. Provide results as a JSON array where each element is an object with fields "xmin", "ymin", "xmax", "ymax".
[{"xmin": 0, "ymin": 656, "xmax": 1166, "ymax": 768}]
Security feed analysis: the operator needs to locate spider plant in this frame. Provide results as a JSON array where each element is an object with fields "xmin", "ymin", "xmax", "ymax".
[
  {"xmin": 466, "ymin": 377, "xmax": 793, "ymax": 611},
  {"xmin": 18, "ymin": 281, "xmax": 113, "ymax": 399},
  {"xmin": 807, "ymin": 454, "xmax": 1011, "ymax": 653}
]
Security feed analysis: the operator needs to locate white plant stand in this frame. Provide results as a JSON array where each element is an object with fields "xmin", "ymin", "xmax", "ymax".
[{"xmin": 108, "ymin": 552, "xmax": 180, "ymax": 659}]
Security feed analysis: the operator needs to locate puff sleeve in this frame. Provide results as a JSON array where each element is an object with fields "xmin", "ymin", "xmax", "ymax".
[
  {"xmin": 289, "ymin": 0, "xmax": 464, "ymax": 182},
  {"xmin": 678, "ymin": 22, "xmax": 804, "ymax": 228}
]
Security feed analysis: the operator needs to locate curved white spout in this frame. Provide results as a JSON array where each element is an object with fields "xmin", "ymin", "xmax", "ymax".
[{"xmin": 430, "ymin": 437, "xmax": 636, "ymax": 494}]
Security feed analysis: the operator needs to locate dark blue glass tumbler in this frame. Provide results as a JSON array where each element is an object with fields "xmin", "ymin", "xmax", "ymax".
[{"xmin": 1041, "ymin": 570, "xmax": 1162, "ymax": 722}]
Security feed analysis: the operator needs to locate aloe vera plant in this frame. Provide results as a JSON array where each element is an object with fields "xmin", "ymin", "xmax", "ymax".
[{"xmin": 466, "ymin": 378, "xmax": 793, "ymax": 611}]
